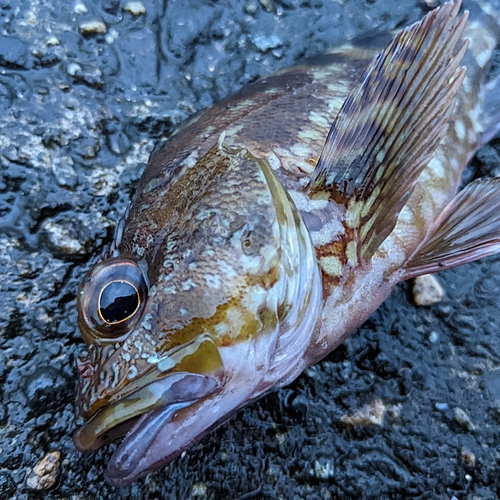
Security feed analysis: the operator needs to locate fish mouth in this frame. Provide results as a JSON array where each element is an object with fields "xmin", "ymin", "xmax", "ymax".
[
  {"xmin": 104, "ymin": 397, "xmax": 204, "ymax": 485},
  {"xmin": 73, "ymin": 333, "xmax": 229, "ymax": 486},
  {"xmin": 74, "ymin": 332, "xmax": 226, "ymax": 454},
  {"xmin": 73, "ymin": 371, "xmax": 224, "ymax": 454},
  {"xmin": 103, "ymin": 338, "xmax": 271, "ymax": 487}
]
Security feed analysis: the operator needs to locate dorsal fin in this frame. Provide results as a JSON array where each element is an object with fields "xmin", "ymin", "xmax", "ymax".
[{"xmin": 307, "ymin": 0, "xmax": 468, "ymax": 263}]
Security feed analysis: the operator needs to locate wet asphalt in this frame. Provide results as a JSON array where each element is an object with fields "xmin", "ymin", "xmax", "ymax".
[{"xmin": 1, "ymin": 0, "xmax": 500, "ymax": 498}]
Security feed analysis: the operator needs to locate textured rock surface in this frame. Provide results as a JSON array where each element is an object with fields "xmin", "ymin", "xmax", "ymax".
[{"xmin": 1, "ymin": 0, "xmax": 500, "ymax": 498}]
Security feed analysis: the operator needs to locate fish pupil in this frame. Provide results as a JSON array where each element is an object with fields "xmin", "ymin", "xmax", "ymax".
[{"xmin": 99, "ymin": 281, "xmax": 139, "ymax": 324}]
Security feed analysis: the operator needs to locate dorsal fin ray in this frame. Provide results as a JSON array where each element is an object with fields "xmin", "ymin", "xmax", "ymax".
[{"xmin": 307, "ymin": 0, "xmax": 468, "ymax": 263}]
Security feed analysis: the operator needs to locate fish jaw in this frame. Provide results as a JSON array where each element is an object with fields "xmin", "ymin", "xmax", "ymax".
[
  {"xmin": 103, "ymin": 327, "xmax": 296, "ymax": 485},
  {"xmin": 73, "ymin": 333, "xmax": 227, "ymax": 452}
]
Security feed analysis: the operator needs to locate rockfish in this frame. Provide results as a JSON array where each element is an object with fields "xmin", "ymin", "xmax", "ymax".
[{"xmin": 74, "ymin": 0, "xmax": 500, "ymax": 486}]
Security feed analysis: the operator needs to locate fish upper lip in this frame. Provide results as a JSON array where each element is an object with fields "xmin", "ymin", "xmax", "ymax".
[
  {"xmin": 74, "ymin": 332, "xmax": 226, "ymax": 452},
  {"xmin": 73, "ymin": 370, "xmax": 224, "ymax": 453}
]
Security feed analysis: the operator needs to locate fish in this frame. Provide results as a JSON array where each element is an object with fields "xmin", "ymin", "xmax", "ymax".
[{"xmin": 73, "ymin": 0, "xmax": 500, "ymax": 486}]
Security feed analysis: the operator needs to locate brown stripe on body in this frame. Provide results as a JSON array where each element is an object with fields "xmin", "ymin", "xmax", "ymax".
[{"xmin": 314, "ymin": 222, "xmax": 358, "ymax": 293}]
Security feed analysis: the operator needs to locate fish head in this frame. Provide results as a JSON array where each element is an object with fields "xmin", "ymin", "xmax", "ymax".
[{"xmin": 74, "ymin": 140, "xmax": 322, "ymax": 485}]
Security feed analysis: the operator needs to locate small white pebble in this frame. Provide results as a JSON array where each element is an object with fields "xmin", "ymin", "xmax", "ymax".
[
  {"xmin": 460, "ymin": 447, "xmax": 476, "ymax": 466},
  {"xmin": 435, "ymin": 402, "xmax": 448, "ymax": 411},
  {"xmin": 67, "ymin": 62, "xmax": 81, "ymax": 76},
  {"xmin": 26, "ymin": 451, "xmax": 61, "ymax": 490},
  {"xmin": 428, "ymin": 331, "xmax": 439, "ymax": 343},
  {"xmin": 45, "ymin": 36, "xmax": 60, "ymax": 47},
  {"xmin": 42, "ymin": 221, "xmax": 83, "ymax": 254},
  {"xmin": 342, "ymin": 399, "xmax": 386, "ymax": 427},
  {"xmin": 454, "ymin": 407, "xmax": 476, "ymax": 430},
  {"xmin": 73, "ymin": 1, "xmax": 88, "ymax": 14},
  {"xmin": 79, "ymin": 21, "xmax": 107, "ymax": 36},
  {"xmin": 275, "ymin": 432, "xmax": 286, "ymax": 445},
  {"xmin": 413, "ymin": 274, "xmax": 444, "ymax": 306},
  {"xmin": 191, "ymin": 483, "xmax": 208, "ymax": 498},
  {"xmin": 313, "ymin": 458, "xmax": 335, "ymax": 479},
  {"xmin": 124, "ymin": 1, "xmax": 146, "ymax": 16},
  {"xmin": 105, "ymin": 29, "xmax": 119, "ymax": 44}
]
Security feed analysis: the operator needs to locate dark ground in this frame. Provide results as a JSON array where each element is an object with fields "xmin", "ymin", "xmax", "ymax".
[{"xmin": 1, "ymin": 0, "xmax": 500, "ymax": 498}]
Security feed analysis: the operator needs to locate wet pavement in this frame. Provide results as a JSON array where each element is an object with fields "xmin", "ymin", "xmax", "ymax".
[{"xmin": 1, "ymin": 0, "xmax": 499, "ymax": 498}]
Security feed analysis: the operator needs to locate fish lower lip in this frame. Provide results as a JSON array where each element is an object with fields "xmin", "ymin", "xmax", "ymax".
[
  {"xmin": 73, "ymin": 372, "xmax": 222, "ymax": 453},
  {"xmin": 105, "ymin": 402, "xmax": 190, "ymax": 484}
]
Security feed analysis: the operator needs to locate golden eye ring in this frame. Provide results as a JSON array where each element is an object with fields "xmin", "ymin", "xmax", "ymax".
[{"xmin": 97, "ymin": 280, "xmax": 141, "ymax": 325}]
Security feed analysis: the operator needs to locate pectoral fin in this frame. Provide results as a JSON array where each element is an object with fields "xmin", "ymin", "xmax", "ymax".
[
  {"xmin": 307, "ymin": 0, "xmax": 467, "ymax": 263},
  {"xmin": 402, "ymin": 178, "xmax": 500, "ymax": 279}
]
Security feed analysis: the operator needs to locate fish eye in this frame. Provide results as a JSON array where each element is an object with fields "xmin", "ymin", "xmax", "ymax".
[
  {"xmin": 98, "ymin": 280, "xmax": 140, "ymax": 324},
  {"xmin": 77, "ymin": 257, "xmax": 148, "ymax": 343}
]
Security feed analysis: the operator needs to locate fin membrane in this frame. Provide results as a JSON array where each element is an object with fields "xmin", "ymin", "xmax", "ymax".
[
  {"xmin": 402, "ymin": 178, "xmax": 500, "ymax": 278},
  {"xmin": 307, "ymin": 0, "xmax": 468, "ymax": 263}
]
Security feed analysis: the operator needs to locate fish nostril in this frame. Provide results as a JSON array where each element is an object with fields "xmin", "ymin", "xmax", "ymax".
[{"xmin": 76, "ymin": 357, "xmax": 94, "ymax": 378}]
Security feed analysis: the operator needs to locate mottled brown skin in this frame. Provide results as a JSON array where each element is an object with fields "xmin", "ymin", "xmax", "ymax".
[{"xmin": 75, "ymin": 0, "xmax": 500, "ymax": 486}]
